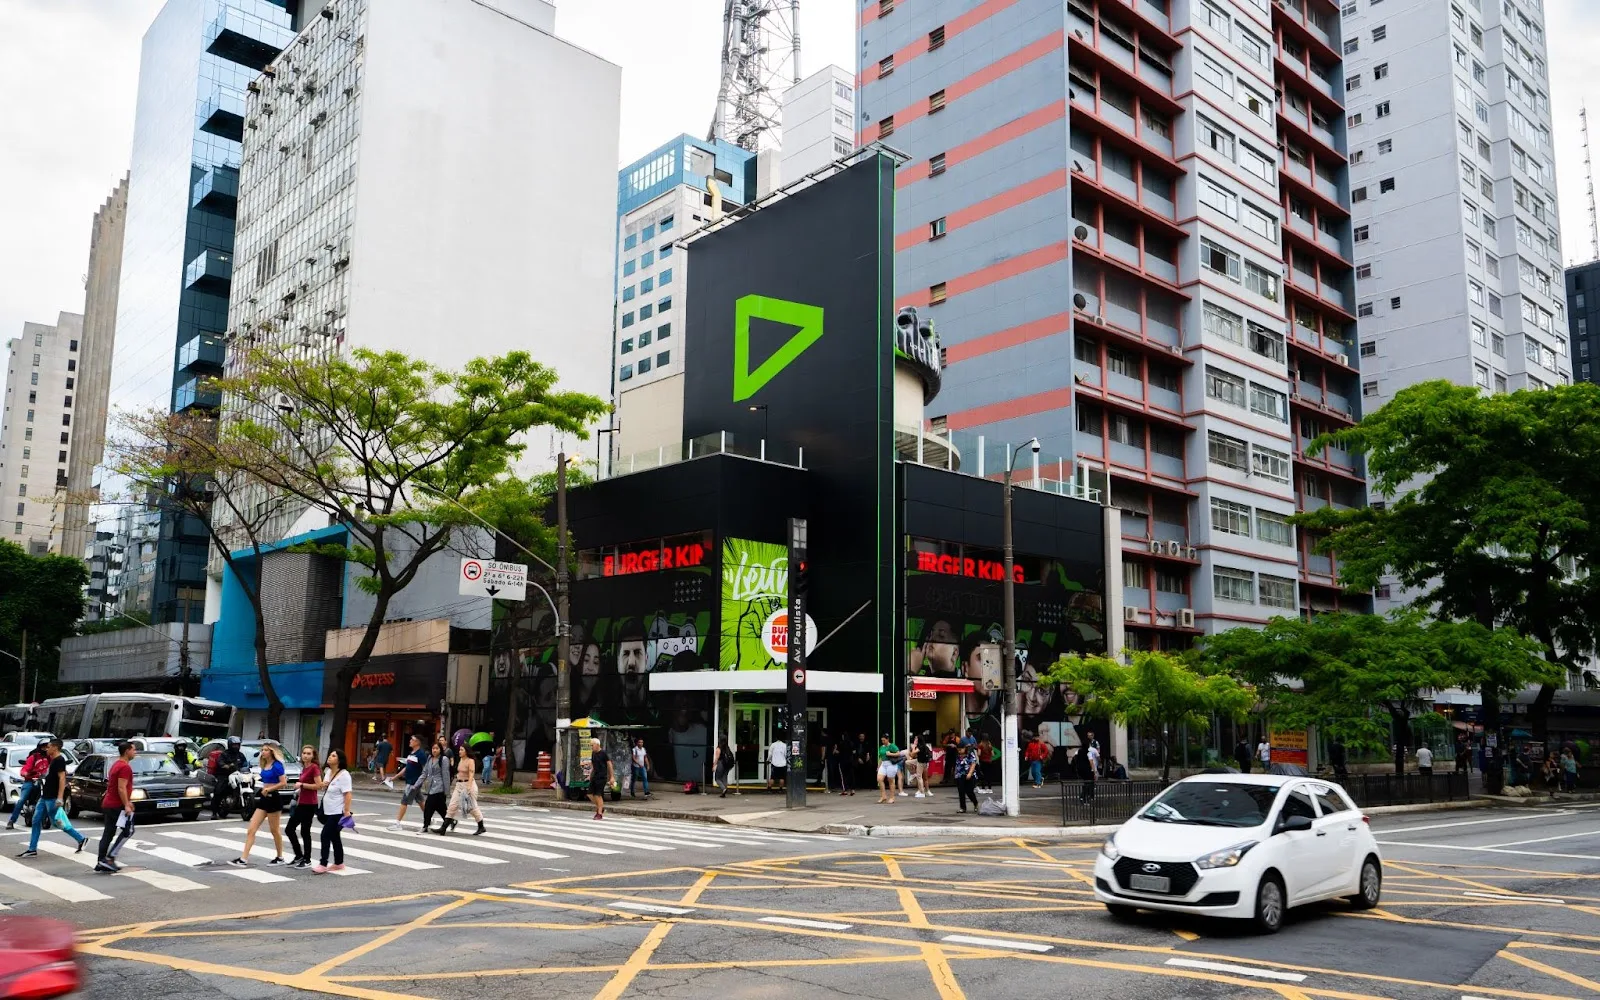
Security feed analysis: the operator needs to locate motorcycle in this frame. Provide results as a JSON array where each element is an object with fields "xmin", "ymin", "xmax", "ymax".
[{"xmin": 210, "ymin": 768, "xmax": 258, "ymax": 819}]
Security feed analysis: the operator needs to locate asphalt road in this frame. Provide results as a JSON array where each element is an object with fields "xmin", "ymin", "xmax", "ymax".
[{"xmin": 7, "ymin": 791, "xmax": 1600, "ymax": 999}]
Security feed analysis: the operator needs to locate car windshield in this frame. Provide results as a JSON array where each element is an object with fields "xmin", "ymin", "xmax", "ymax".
[
  {"xmin": 81, "ymin": 741, "xmax": 121, "ymax": 755},
  {"xmin": 1138, "ymin": 782, "xmax": 1280, "ymax": 827},
  {"xmin": 129, "ymin": 756, "xmax": 183, "ymax": 776}
]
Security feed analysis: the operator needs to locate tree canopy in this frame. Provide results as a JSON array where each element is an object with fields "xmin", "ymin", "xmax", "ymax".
[
  {"xmin": 1044, "ymin": 649, "xmax": 1254, "ymax": 781},
  {"xmin": 0, "ymin": 540, "xmax": 89, "ymax": 701},
  {"xmin": 1296, "ymin": 379, "xmax": 1600, "ymax": 745}
]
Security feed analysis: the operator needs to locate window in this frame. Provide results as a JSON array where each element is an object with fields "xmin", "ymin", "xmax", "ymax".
[
  {"xmin": 1492, "ymin": 332, "xmax": 1505, "ymax": 356},
  {"xmin": 1212, "ymin": 498, "xmax": 1253, "ymax": 537},
  {"xmin": 640, "ymin": 250, "xmax": 654, "ymax": 268},
  {"xmin": 1199, "ymin": 176, "xmax": 1238, "ymax": 218},
  {"xmin": 28, "ymin": 372, "xmax": 36, "ymax": 385},
  {"xmin": 638, "ymin": 357, "xmax": 652, "ymax": 374},
  {"xmin": 1352, "ymin": 187, "xmax": 1368, "ymax": 203},
  {"xmin": 1204, "ymin": 302, "xmax": 1244, "ymax": 345},
  {"xmin": 1495, "ymin": 373, "xmax": 1508, "ymax": 393},
  {"xmin": 1198, "ymin": 116, "xmax": 1234, "ymax": 160},
  {"xmin": 1200, "ymin": 0, "xmax": 1229, "ymax": 32},
  {"xmin": 638, "ymin": 329, "xmax": 652, "ymax": 348},
  {"xmin": 1344, "ymin": 38, "xmax": 1359, "ymax": 55},
  {"xmin": 1206, "ymin": 366, "xmax": 1248, "ymax": 408},
  {"xmin": 1474, "ymin": 364, "xmax": 1489, "ymax": 389},
  {"xmin": 1214, "ymin": 567, "xmax": 1256, "ymax": 603},
  {"xmin": 929, "ymin": 89, "xmax": 946, "ymax": 114},
  {"xmin": 1374, "ymin": 101, "xmax": 1391, "ymax": 120},
  {"xmin": 1250, "ymin": 383, "xmax": 1288, "ymax": 422},
  {"xmin": 659, "ymin": 244, "xmax": 673, "ymax": 259},
  {"xmin": 1252, "ymin": 445, "xmax": 1291, "ymax": 483},
  {"xmin": 657, "ymin": 323, "xmax": 671, "ymax": 340},
  {"xmin": 1256, "ymin": 510, "xmax": 1293, "ymax": 547},
  {"xmin": 879, "ymin": 54, "xmax": 895, "ymax": 77},
  {"xmin": 657, "ymin": 351, "xmax": 670, "ymax": 368},
  {"xmin": 1154, "ymin": 569, "xmax": 1186, "ymax": 595},
  {"xmin": 1354, "ymin": 225, "xmax": 1369, "ymax": 242},
  {"xmin": 930, "ymin": 217, "xmax": 947, "ymax": 240},
  {"xmin": 1347, "ymin": 112, "xmax": 1363, "ymax": 128},
  {"xmin": 1124, "ymin": 562, "xmax": 1148, "ymax": 589},
  {"xmin": 929, "ymin": 153, "xmax": 946, "ymax": 176},
  {"xmin": 639, "ymin": 303, "xmax": 654, "ymax": 320},
  {"xmin": 660, "ymin": 215, "xmax": 674, "ymax": 232},
  {"xmin": 619, "ymin": 362, "xmax": 634, "ymax": 381},
  {"xmin": 1379, "ymin": 177, "xmax": 1395, "ymax": 193},
  {"xmin": 1243, "ymin": 203, "xmax": 1277, "ymax": 241},
  {"xmin": 1357, "ymin": 302, "xmax": 1374, "ymax": 318},
  {"xmin": 1346, "ymin": 73, "xmax": 1362, "ymax": 92},
  {"xmin": 1237, "ymin": 144, "xmax": 1274, "ymax": 182},
  {"xmin": 929, "ymin": 282, "xmax": 947, "ymax": 305},
  {"xmin": 1196, "ymin": 52, "xmax": 1230, "ymax": 91},
  {"xmin": 878, "ymin": 115, "xmax": 894, "ymax": 138},
  {"xmin": 1356, "ymin": 263, "xmax": 1372, "ymax": 280},
  {"xmin": 1390, "ymin": 296, "xmax": 1402, "ymax": 310},
  {"xmin": 1075, "ymin": 336, "xmax": 1100, "ymax": 365},
  {"xmin": 1249, "ymin": 323, "xmax": 1285, "ymax": 363},
  {"xmin": 1200, "ymin": 238, "xmax": 1241, "ymax": 281},
  {"xmin": 1259, "ymin": 575, "xmax": 1297, "ymax": 609},
  {"xmin": 660, "ymin": 268, "xmax": 673, "ymax": 286},
  {"xmin": 879, "ymin": 0, "xmax": 893, "ymax": 15},
  {"xmin": 1107, "ymin": 346, "xmax": 1139, "ymax": 378},
  {"xmin": 1374, "ymin": 62, "xmax": 1389, "ymax": 80},
  {"xmin": 622, "ymin": 285, "xmax": 635, "ymax": 302},
  {"xmin": 1208, "ymin": 431, "xmax": 1249, "ymax": 472},
  {"xmin": 1244, "ymin": 260, "xmax": 1279, "ymax": 302},
  {"xmin": 929, "ymin": 25, "xmax": 945, "ymax": 50},
  {"xmin": 640, "ymin": 277, "xmax": 653, "ymax": 294}
]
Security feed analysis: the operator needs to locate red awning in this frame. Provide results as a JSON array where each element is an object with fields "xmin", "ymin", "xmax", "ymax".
[{"xmin": 910, "ymin": 677, "xmax": 975, "ymax": 693}]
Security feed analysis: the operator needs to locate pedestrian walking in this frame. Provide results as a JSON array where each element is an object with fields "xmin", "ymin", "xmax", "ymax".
[
  {"xmin": 876, "ymin": 735, "xmax": 903, "ymax": 804},
  {"xmin": 1415, "ymin": 745, "xmax": 1434, "ymax": 777},
  {"xmin": 1562, "ymin": 748, "xmax": 1579, "ymax": 792},
  {"xmin": 1024, "ymin": 734, "xmax": 1049, "ymax": 787},
  {"xmin": 818, "ymin": 730, "xmax": 833, "ymax": 794},
  {"xmin": 232, "ymin": 745, "xmax": 288, "ymax": 866},
  {"xmin": 17, "ymin": 739, "xmax": 85, "ymax": 858},
  {"xmin": 910, "ymin": 734, "xmax": 933, "ymax": 798},
  {"xmin": 389, "ymin": 735, "xmax": 426, "ymax": 831},
  {"xmin": 832, "ymin": 731, "xmax": 854, "ymax": 796},
  {"xmin": 5, "ymin": 741, "xmax": 49, "ymax": 831},
  {"xmin": 313, "ymin": 749, "xmax": 352, "ymax": 874},
  {"xmin": 941, "ymin": 731, "xmax": 959, "ymax": 786},
  {"xmin": 94, "ymin": 742, "xmax": 137, "ymax": 873},
  {"xmin": 1256, "ymin": 737, "xmax": 1272, "ymax": 770},
  {"xmin": 1329, "ymin": 738, "xmax": 1349, "ymax": 781},
  {"xmin": 286, "ymin": 745, "xmax": 320, "ymax": 868},
  {"xmin": 439, "ymin": 749, "xmax": 486, "ymax": 836},
  {"xmin": 371, "ymin": 734, "xmax": 393, "ymax": 784},
  {"xmin": 1074, "ymin": 743, "xmax": 1097, "ymax": 804},
  {"xmin": 977, "ymin": 736, "xmax": 996, "ymax": 792},
  {"xmin": 767, "ymin": 734, "xmax": 788, "ymax": 792},
  {"xmin": 713, "ymin": 738, "xmax": 735, "ymax": 797},
  {"xmin": 630, "ymin": 738, "xmax": 652, "ymax": 799},
  {"xmin": 855, "ymin": 732, "xmax": 874, "ymax": 792},
  {"xmin": 588, "ymin": 738, "xmax": 614, "ymax": 820},
  {"xmin": 418, "ymin": 741, "xmax": 452, "ymax": 831},
  {"xmin": 1234, "ymin": 738, "xmax": 1253, "ymax": 774},
  {"xmin": 1455, "ymin": 735, "xmax": 1471, "ymax": 774},
  {"xmin": 954, "ymin": 742, "xmax": 979, "ymax": 813}
]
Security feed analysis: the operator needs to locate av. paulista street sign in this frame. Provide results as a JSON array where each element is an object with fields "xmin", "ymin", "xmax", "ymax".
[{"xmin": 458, "ymin": 557, "xmax": 528, "ymax": 601}]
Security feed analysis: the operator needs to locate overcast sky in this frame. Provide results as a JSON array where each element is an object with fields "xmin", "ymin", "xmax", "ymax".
[{"xmin": 1, "ymin": 1, "xmax": 1595, "ymax": 346}]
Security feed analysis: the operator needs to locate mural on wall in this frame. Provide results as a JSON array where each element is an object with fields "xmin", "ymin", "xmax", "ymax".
[
  {"xmin": 720, "ymin": 537, "xmax": 788, "ymax": 670},
  {"xmin": 904, "ymin": 537, "xmax": 1106, "ymax": 745}
]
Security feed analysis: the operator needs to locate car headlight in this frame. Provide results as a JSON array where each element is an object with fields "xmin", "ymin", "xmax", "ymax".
[
  {"xmin": 1195, "ymin": 841, "xmax": 1258, "ymax": 869},
  {"xmin": 130, "ymin": 788, "xmax": 147, "ymax": 801},
  {"xmin": 185, "ymin": 786, "xmax": 203, "ymax": 797},
  {"xmin": 1101, "ymin": 834, "xmax": 1120, "ymax": 862}
]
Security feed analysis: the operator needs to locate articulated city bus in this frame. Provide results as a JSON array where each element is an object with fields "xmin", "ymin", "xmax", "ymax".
[
  {"xmin": 0, "ymin": 703, "xmax": 39, "ymax": 735},
  {"xmin": 33, "ymin": 694, "xmax": 234, "ymax": 743}
]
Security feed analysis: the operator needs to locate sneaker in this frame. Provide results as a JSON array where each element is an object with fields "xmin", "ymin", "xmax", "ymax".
[
  {"xmin": 383, "ymin": 778, "xmax": 395, "ymax": 790},
  {"xmin": 295, "ymin": 858, "xmax": 312, "ymax": 869},
  {"xmin": 387, "ymin": 822, "xmax": 403, "ymax": 832},
  {"xmin": 913, "ymin": 792, "xmax": 925, "ymax": 799},
  {"xmin": 328, "ymin": 864, "xmax": 345, "ymax": 872},
  {"xmin": 17, "ymin": 849, "xmax": 37, "ymax": 858},
  {"xmin": 229, "ymin": 858, "xmax": 250, "ymax": 867},
  {"xmin": 269, "ymin": 857, "xmax": 286, "ymax": 866},
  {"xmin": 94, "ymin": 862, "xmax": 115, "ymax": 873},
  {"xmin": 312, "ymin": 865, "xmax": 328, "ymax": 874},
  {"xmin": 3, "ymin": 823, "xmax": 11, "ymax": 831},
  {"xmin": 75, "ymin": 839, "xmax": 87, "ymax": 853}
]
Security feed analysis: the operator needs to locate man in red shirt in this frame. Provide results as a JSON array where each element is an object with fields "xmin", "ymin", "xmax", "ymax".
[{"xmin": 95, "ymin": 742, "xmax": 137, "ymax": 873}]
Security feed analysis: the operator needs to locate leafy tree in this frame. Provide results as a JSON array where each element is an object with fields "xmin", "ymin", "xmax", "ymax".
[
  {"xmin": 1203, "ymin": 613, "xmax": 1555, "ymax": 780},
  {"xmin": 1044, "ymin": 649, "xmax": 1254, "ymax": 782},
  {"xmin": 212, "ymin": 348, "xmax": 606, "ymax": 755},
  {"xmin": 0, "ymin": 540, "xmax": 89, "ymax": 701},
  {"xmin": 109, "ymin": 408, "xmax": 295, "ymax": 736},
  {"xmin": 76, "ymin": 610, "xmax": 152, "ymax": 636},
  {"xmin": 1297, "ymin": 380, "xmax": 1600, "ymax": 748}
]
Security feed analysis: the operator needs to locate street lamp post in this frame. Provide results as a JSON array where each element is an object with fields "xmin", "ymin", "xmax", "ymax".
[
  {"xmin": 1, "ymin": 631, "xmax": 23, "ymax": 703},
  {"xmin": 1001, "ymin": 438, "xmax": 1039, "ymax": 819},
  {"xmin": 747, "ymin": 405, "xmax": 770, "ymax": 453}
]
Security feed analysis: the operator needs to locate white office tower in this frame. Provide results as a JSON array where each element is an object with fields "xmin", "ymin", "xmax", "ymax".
[
  {"xmin": 1342, "ymin": 0, "xmax": 1563, "ymax": 610},
  {"xmin": 227, "ymin": 0, "xmax": 620, "ymax": 399},
  {"xmin": 780, "ymin": 65, "xmax": 856, "ymax": 181},
  {"xmin": 1, "ymin": 313, "xmax": 85, "ymax": 554}
]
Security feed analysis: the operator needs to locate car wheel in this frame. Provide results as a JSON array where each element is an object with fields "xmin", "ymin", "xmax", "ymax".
[
  {"xmin": 1252, "ymin": 874, "xmax": 1286, "ymax": 934},
  {"xmin": 1348, "ymin": 857, "xmax": 1381, "ymax": 910},
  {"xmin": 66, "ymin": 798, "xmax": 79, "ymax": 819},
  {"xmin": 1105, "ymin": 904, "xmax": 1138, "ymax": 921}
]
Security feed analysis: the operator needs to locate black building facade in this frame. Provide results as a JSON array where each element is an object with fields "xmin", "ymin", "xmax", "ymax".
[{"xmin": 1565, "ymin": 259, "xmax": 1600, "ymax": 385}]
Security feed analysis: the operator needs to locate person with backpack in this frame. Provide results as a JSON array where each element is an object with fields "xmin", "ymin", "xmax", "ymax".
[
  {"xmin": 18, "ymin": 739, "xmax": 86, "ymax": 859},
  {"xmin": 909, "ymin": 733, "xmax": 933, "ymax": 798},
  {"xmin": 5, "ymin": 741, "xmax": 49, "ymax": 831},
  {"xmin": 713, "ymin": 737, "xmax": 735, "ymax": 798}
]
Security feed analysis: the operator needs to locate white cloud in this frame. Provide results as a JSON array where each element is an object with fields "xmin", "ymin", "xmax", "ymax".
[{"xmin": 0, "ymin": 0, "xmax": 856, "ymax": 348}]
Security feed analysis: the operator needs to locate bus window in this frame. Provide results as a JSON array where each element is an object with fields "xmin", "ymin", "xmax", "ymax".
[{"xmin": 180, "ymin": 700, "xmax": 232, "ymax": 739}]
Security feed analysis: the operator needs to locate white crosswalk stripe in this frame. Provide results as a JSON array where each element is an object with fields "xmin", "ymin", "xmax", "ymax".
[
  {"xmin": 0, "ymin": 851, "xmax": 110, "ymax": 903},
  {"xmin": 391, "ymin": 828, "xmax": 567, "ymax": 861},
  {"xmin": 34, "ymin": 840, "xmax": 207, "ymax": 893},
  {"xmin": 330, "ymin": 830, "xmax": 506, "ymax": 866},
  {"xmin": 488, "ymin": 816, "xmax": 678, "ymax": 852},
  {"xmin": 158, "ymin": 831, "xmax": 379, "ymax": 875}
]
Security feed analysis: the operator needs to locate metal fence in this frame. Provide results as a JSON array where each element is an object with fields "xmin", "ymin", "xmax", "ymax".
[{"xmin": 1058, "ymin": 769, "xmax": 1470, "ymax": 826}]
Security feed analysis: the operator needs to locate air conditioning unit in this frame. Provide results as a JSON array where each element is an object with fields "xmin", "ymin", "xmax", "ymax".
[
  {"xmin": 1166, "ymin": 540, "xmax": 1183, "ymax": 557},
  {"xmin": 1123, "ymin": 607, "xmax": 1141, "ymax": 623},
  {"xmin": 1178, "ymin": 608, "xmax": 1196, "ymax": 628},
  {"xmin": 1149, "ymin": 539, "xmax": 1163, "ymax": 554},
  {"xmin": 247, "ymin": 80, "xmax": 262, "ymax": 94},
  {"xmin": 1185, "ymin": 545, "xmax": 1197, "ymax": 561}
]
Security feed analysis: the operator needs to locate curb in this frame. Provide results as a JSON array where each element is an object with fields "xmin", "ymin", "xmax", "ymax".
[{"xmin": 826, "ymin": 823, "xmax": 1122, "ymax": 838}]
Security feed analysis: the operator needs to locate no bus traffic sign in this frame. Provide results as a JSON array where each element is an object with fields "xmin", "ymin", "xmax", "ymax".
[{"xmin": 459, "ymin": 557, "xmax": 528, "ymax": 601}]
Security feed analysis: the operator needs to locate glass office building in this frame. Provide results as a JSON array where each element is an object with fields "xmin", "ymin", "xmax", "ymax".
[{"xmin": 112, "ymin": 0, "xmax": 295, "ymax": 623}]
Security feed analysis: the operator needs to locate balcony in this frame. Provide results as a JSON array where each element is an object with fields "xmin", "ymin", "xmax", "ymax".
[
  {"xmin": 198, "ymin": 86, "xmax": 245, "ymax": 141},
  {"xmin": 192, "ymin": 166, "xmax": 238, "ymax": 216},
  {"xmin": 174, "ymin": 377, "xmax": 221, "ymax": 413},
  {"xmin": 178, "ymin": 332, "xmax": 226, "ymax": 374},
  {"xmin": 204, "ymin": 9, "xmax": 292, "ymax": 71},
  {"xmin": 184, "ymin": 249, "xmax": 232, "ymax": 292}
]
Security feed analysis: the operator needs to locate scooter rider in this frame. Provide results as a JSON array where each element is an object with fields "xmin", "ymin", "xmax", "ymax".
[{"xmin": 210, "ymin": 736, "xmax": 249, "ymax": 819}]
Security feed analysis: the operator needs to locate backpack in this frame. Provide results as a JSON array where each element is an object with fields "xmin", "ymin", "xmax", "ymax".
[
  {"xmin": 207, "ymin": 749, "xmax": 222, "ymax": 775},
  {"xmin": 21, "ymin": 754, "xmax": 49, "ymax": 782},
  {"xmin": 917, "ymin": 743, "xmax": 932, "ymax": 765}
]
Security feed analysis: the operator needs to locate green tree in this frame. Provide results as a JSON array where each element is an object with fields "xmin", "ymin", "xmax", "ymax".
[
  {"xmin": 213, "ymin": 348, "xmax": 606, "ymax": 754},
  {"xmin": 1044, "ymin": 649, "xmax": 1255, "ymax": 782},
  {"xmin": 109, "ymin": 408, "xmax": 296, "ymax": 736},
  {"xmin": 0, "ymin": 540, "xmax": 89, "ymax": 701},
  {"xmin": 1297, "ymin": 380, "xmax": 1600, "ymax": 748}
]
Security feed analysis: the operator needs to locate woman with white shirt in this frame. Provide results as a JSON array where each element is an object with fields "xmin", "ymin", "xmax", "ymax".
[{"xmin": 312, "ymin": 749, "xmax": 353, "ymax": 873}]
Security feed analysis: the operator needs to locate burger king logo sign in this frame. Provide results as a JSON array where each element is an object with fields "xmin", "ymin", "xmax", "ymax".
[{"xmin": 761, "ymin": 609, "xmax": 818, "ymax": 663}]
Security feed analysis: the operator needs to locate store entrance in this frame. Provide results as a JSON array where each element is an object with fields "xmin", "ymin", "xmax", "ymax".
[
  {"xmin": 345, "ymin": 713, "xmax": 435, "ymax": 778},
  {"xmin": 731, "ymin": 702, "xmax": 828, "ymax": 785}
]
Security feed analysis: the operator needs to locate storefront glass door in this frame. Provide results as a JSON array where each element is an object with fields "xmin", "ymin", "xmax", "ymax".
[{"xmin": 733, "ymin": 704, "xmax": 774, "ymax": 784}]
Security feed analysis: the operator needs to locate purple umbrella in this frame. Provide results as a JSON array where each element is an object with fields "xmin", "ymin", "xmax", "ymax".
[{"xmin": 452, "ymin": 728, "xmax": 473, "ymax": 748}]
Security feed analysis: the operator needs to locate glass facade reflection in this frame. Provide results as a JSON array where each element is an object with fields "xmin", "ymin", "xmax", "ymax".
[{"xmin": 112, "ymin": 0, "xmax": 294, "ymax": 623}]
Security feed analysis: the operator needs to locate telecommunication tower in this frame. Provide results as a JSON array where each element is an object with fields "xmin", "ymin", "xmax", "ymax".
[
  {"xmin": 1584, "ymin": 105, "xmax": 1600, "ymax": 262},
  {"xmin": 710, "ymin": 1, "xmax": 801, "ymax": 152}
]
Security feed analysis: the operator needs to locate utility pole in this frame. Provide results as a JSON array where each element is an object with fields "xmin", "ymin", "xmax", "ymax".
[
  {"xmin": 786, "ymin": 517, "xmax": 808, "ymax": 810},
  {"xmin": 554, "ymin": 452, "xmax": 572, "ymax": 785},
  {"xmin": 1001, "ymin": 439, "xmax": 1038, "ymax": 819},
  {"xmin": 179, "ymin": 592, "xmax": 192, "ymax": 694},
  {"xmin": 17, "ymin": 629, "xmax": 26, "ymax": 704}
]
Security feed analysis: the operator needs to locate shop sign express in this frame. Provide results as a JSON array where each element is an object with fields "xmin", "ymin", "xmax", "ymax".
[{"xmin": 459, "ymin": 558, "xmax": 528, "ymax": 601}]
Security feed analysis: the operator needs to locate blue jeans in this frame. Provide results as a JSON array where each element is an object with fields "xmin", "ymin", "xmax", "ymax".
[
  {"xmin": 1028, "ymin": 760, "xmax": 1043, "ymax": 785},
  {"xmin": 7, "ymin": 779, "xmax": 35, "ymax": 826},
  {"xmin": 632, "ymin": 766, "xmax": 649, "ymax": 796},
  {"xmin": 28, "ymin": 797, "xmax": 85, "ymax": 852}
]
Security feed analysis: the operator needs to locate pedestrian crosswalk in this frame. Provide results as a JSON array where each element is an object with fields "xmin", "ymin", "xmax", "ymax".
[{"xmin": 0, "ymin": 804, "xmax": 845, "ymax": 907}]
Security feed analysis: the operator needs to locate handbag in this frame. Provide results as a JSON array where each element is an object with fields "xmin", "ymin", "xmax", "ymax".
[{"xmin": 338, "ymin": 814, "xmax": 356, "ymax": 830}]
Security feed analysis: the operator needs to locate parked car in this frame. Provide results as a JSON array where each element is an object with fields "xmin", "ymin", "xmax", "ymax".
[
  {"xmin": 71, "ymin": 739, "xmax": 122, "ymax": 761},
  {"xmin": 0, "ymin": 915, "xmax": 79, "ymax": 998},
  {"xmin": 68, "ymin": 752, "xmax": 205, "ymax": 821},
  {"xmin": 193, "ymin": 739, "xmax": 300, "ymax": 811},
  {"xmin": 0, "ymin": 732, "xmax": 52, "ymax": 747},
  {"xmin": 2, "ymin": 744, "xmax": 80, "ymax": 812},
  {"xmin": 1094, "ymin": 773, "xmax": 1383, "ymax": 934}
]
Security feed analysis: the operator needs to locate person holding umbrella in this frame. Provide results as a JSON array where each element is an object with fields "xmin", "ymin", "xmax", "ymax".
[{"xmin": 468, "ymin": 731, "xmax": 493, "ymax": 782}]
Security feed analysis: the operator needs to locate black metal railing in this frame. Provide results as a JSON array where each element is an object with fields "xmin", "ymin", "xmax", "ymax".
[
  {"xmin": 1060, "ymin": 778, "xmax": 1167, "ymax": 826},
  {"xmin": 1337, "ymin": 769, "xmax": 1469, "ymax": 807}
]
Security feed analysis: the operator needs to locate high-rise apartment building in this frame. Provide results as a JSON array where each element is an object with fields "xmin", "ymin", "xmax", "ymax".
[
  {"xmin": 62, "ymin": 177, "xmax": 129, "ymax": 564},
  {"xmin": 113, "ymin": 0, "xmax": 299, "ymax": 623},
  {"xmin": 219, "ymin": 0, "xmax": 619, "ymax": 547},
  {"xmin": 1565, "ymin": 258, "xmax": 1600, "ymax": 384},
  {"xmin": 1, "ymin": 312, "xmax": 86, "ymax": 555},
  {"xmin": 609, "ymin": 135, "xmax": 757, "ymax": 464},
  {"xmin": 780, "ymin": 65, "xmax": 859, "ymax": 181},
  {"xmin": 859, "ymin": 0, "xmax": 1368, "ymax": 643}
]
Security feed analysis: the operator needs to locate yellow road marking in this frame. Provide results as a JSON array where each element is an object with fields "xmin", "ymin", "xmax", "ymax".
[
  {"xmin": 1497, "ymin": 949, "xmax": 1600, "ymax": 994},
  {"xmin": 304, "ymin": 896, "xmax": 471, "ymax": 978},
  {"xmin": 592, "ymin": 869, "xmax": 717, "ymax": 1000},
  {"xmin": 76, "ymin": 939, "xmax": 430, "ymax": 1000},
  {"xmin": 1172, "ymin": 929, "xmax": 1201, "ymax": 942}
]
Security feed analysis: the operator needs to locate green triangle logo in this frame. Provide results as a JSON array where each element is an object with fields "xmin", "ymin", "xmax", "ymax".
[{"xmin": 733, "ymin": 294, "xmax": 825, "ymax": 402}]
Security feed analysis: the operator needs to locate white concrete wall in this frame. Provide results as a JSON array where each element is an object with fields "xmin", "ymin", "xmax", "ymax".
[
  {"xmin": 781, "ymin": 65, "xmax": 856, "ymax": 181},
  {"xmin": 613, "ymin": 371, "xmax": 685, "ymax": 465}
]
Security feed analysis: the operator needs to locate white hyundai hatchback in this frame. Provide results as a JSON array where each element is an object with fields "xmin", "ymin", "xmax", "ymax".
[{"xmin": 1093, "ymin": 773, "xmax": 1382, "ymax": 933}]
